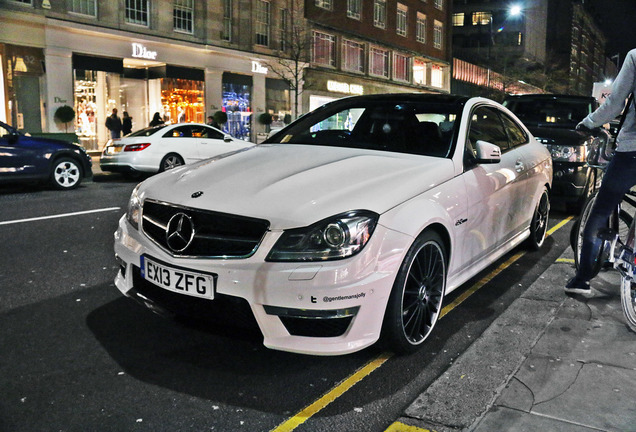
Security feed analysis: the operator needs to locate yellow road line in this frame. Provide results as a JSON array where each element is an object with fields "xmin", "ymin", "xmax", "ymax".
[
  {"xmin": 271, "ymin": 216, "xmax": 574, "ymax": 432},
  {"xmin": 557, "ymin": 258, "xmax": 575, "ymax": 264},
  {"xmin": 271, "ymin": 352, "xmax": 392, "ymax": 432}
]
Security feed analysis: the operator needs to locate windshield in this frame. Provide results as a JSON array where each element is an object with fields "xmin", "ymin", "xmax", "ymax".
[
  {"xmin": 127, "ymin": 126, "xmax": 164, "ymax": 137},
  {"xmin": 504, "ymin": 98, "xmax": 593, "ymax": 127},
  {"xmin": 266, "ymin": 100, "xmax": 459, "ymax": 158}
]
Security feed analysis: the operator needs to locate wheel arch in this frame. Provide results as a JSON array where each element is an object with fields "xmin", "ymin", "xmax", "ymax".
[{"xmin": 49, "ymin": 151, "xmax": 86, "ymax": 177}]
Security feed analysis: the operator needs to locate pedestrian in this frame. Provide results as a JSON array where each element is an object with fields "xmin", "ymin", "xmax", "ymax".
[
  {"xmin": 149, "ymin": 112, "xmax": 164, "ymax": 127},
  {"xmin": 105, "ymin": 108, "xmax": 122, "ymax": 139},
  {"xmin": 122, "ymin": 111, "xmax": 133, "ymax": 135},
  {"xmin": 207, "ymin": 115, "xmax": 219, "ymax": 129},
  {"xmin": 566, "ymin": 48, "xmax": 636, "ymax": 297}
]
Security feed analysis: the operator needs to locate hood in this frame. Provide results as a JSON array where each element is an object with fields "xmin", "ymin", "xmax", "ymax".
[
  {"xmin": 21, "ymin": 135, "xmax": 84, "ymax": 151},
  {"xmin": 527, "ymin": 126, "xmax": 588, "ymax": 147},
  {"xmin": 139, "ymin": 144, "xmax": 455, "ymax": 229}
]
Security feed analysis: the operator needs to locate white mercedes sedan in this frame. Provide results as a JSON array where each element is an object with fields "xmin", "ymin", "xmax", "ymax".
[
  {"xmin": 100, "ymin": 122, "xmax": 253, "ymax": 175},
  {"xmin": 113, "ymin": 94, "xmax": 552, "ymax": 356}
]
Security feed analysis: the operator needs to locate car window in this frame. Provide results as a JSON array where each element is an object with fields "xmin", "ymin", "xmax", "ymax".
[
  {"xmin": 0, "ymin": 124, "xmax": 13, "ymax": 139},
  {"xmin": 500, "ymin": 113, "xmax": 528, "ymax": 148},
  {"xmin": 270, "ymin": 102, "xmax": 459, "ymax": 157},
  {"xmin": 128, "ymin": 126, "xmax": 163, "ymax": 137},
  {"xmin": 164, "ymin": 126, "xmax": 193, "ymax": 138},
  {"xmin": 468, "ymin": 106, "xmax": 509, "ymax": 152},
  {"xmin": 194, "ymin": 126, "xmax": 225, "ymax": 139},
  {"xmin": 504, "ymin": 98, "xmax": 593, "ymax": 127}
]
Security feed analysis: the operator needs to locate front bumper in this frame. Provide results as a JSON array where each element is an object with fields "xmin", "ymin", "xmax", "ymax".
[
  {"xmin": 113, "ymin": 215, "xmax": 410, "ymax": 355},
  {"xmin": 551, "ymin": 162, "xmax": 597, "ymax": 202}
]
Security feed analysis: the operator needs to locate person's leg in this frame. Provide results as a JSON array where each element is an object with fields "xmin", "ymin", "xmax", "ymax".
[{"xmin": 567, "ymin": 151, "xmax": 636, "ymax": 295}]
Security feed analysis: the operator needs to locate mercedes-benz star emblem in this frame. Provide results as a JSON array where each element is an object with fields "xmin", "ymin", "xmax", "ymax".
[{"xmin": 165, "ymin": 212, "xmax": 195, "ymax": 252}]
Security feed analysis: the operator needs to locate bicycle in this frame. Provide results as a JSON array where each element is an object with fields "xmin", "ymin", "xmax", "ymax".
[{"xmin": 571, "ymin": 127, "xmax": 636, "ymax": 332}]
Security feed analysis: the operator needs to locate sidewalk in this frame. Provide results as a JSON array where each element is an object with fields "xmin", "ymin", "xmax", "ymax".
[{"xmin": 391, "ymin": 247, "xmax": 636, "ymax": 431}]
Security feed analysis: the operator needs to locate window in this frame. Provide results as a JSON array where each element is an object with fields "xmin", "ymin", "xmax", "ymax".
[
  {"xmin": 342, "ymin": 40, "xmax": 365, "ymax": 73},
  {"xmin": 416, "ymin": 12, "xmax": 427, "ymax": 43},
  {"xmin": 312, "ymin": 31, "xmax": 335, "ymax": 67},
  {"xmin": 472, "ymin": 11, "xmax": 491, "ymax": 26},
  {"xmin": 347, "ymin": 0, "xmax": 361, "ymax": 20},
  {"xmin": 370, "ymin": 47, "xmax": 389, "ymax": 78},
  {"xmin": 394, "ymin": 53, "xmax": 409, "ymax": 82},
  {"xmin": 173, "ymin": 0, "xmax": 193, "ymax": 34},
  {"xmin": 315, "ymin": 0, "xmax": 332, "ymax": 10},
  {"xmin": 433, "ymin": 20, "xmax": 443, "ymax": 49},
  {"xmin": 280, "ymin": 8, "xmax": 288, "ymax": 51},
  {"xmin": 255, "ymin": 0, "xmax": 270, "ymax": 46},
  {"xmin": 396, "ymin": 3, "xmax": 408, "ymax": 37},
  {"xmin": 374, "ymin": 0, "xmax": 386, "ymax": 29},
  {"xmin": 434, "ymin": 0, "xmax": 443, "ymax": 10},
  {"xmin": 452, "ymin": 13, "xmax": 464, "ymax": 26},
  {"xmin": 222, "ymin": 0, "xmax": 232, "ymax": 41},
  {"xmin": 70, "ymin": 0, "xmax": 96, "ymax": 16},
  {"xmin": 126, "ymin": 0, "xmax": 148, "ymax": 26},
  {"xmin": 468, "ymin": 107, "xmax": 509, "ymax": 152},
  {"xmin": 413, "ymin": 59, "xmax": 426, "ymax": 85},
  {"xmin": 431, "ymin": 64, "xmax": 443, "ymax": 88},
  {"xmin": 11, "ymin": 0, "xmax": 32, "ymax": 4},
  {"xmin": 500, "ymin": 114, "xmax": 528, "ymax": 148}
]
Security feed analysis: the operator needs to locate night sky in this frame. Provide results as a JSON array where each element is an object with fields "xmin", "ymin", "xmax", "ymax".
[{"xmin": 587, "ymin": 0, "xmax": 636, "ymax": 63}]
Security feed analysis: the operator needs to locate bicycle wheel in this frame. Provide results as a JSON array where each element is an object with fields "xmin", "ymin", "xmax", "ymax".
[
  {"xmin": 572, "ymin": 192, "xmax": 605, "ymax": 278},
  {"xmin": 620, "ymin": 276, "xmax": 636, "ymax": 332}
]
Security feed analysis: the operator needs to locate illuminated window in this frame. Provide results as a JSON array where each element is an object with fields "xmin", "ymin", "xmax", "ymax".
[
  {"xmin": 433, "ymin": 20, "xmax": 443, "ymax": 49},
  {"xmin": 70, "ymin": 0, "xmax": 96, "ymax": 16},
  {"xmin": 342, "ymin": 40, "xmax": 365, "ymax": 73},
  {"xmin": 370, "ymin": 47, "xmax": 389, "ymax": 77},
  {"xmin": 413, "ymin": 59, "xmax": 426, "ymax": 85},
  {"xmin": 126, "ymin": 0, "xmax": 148, "ymax": 26},
  {"xmin": 312, "ymin": 31, "xmax": 335, "ymax": 66},
  {"xmin": 394, "ymin": 53, "xmax": 410, "ymax": 82},
  {"xmin": 396, "ymin": 3, "xmax": 408, "ymax": 37},
  {"xmin": 431, "ymin": 64, "xmax": 443, "ymax": 88},
  {"xmin": 374, "ymin": 0, "xmax": 386, "ymax": 28},
  {"xmin": 472, "ymin": 11, "xmax": 492, "ymax": 25},
  {"xmin": 452, "ymin": 13, "xmax": 464, "ymax": 26},
  {"xmin": 434, "ymin": 0, "xmax": 443, "ymax": 10},
  {"xmin": 416, "ymin": 12, "xmax": 427, "ymax": 43},
  {"xmin": 255, "ymin": 0, "xmax": 270, "ymax": 46},
  {"xmin": 347, "ymin": 0, "xmax": 361, "ymax": 20},
  {"xmin": 173, "ymin": 0, "xmax": 193, "ymax": 34}
]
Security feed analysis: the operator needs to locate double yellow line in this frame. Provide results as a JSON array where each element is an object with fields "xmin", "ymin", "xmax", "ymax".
[{"xmin": 271, "ymin": 216, "xmax": 573, "ymax": 432}]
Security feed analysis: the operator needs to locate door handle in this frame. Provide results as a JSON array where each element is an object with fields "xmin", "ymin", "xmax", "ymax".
[{"xmin": 515, "ymin": 160, "xmax": 525, "ymax": 172}]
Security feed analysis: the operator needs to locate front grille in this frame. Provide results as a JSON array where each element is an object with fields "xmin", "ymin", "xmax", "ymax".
[
  {"xmin": 131, "ymin": 266, "xmax": 260, "ymax": 330},
  {"xmin": 142, "ymin": 199, "xmax": 270, "ymax": 258}
]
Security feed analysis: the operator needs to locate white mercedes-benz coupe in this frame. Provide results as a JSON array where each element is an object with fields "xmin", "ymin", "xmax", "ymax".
[{"xmin": 113, "ymin": 94, "xmax": 552, "ymax": 356}]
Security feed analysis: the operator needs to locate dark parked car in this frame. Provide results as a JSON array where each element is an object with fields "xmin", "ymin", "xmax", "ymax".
[
  {"xmin": 0, "ymin": 120, "xmax": 92, "ymax": 189},
  {"xmin": 503, "ymin": 94, "xmax": 602, "ymax": 211}
]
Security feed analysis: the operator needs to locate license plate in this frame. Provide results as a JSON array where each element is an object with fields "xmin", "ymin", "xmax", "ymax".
[{"xmin": 140, "ymin": 255, "xmax": 216, "ymax": 299}]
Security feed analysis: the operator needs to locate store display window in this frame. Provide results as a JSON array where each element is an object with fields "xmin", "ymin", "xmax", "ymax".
[
  {"xmin": 222, "ymin": 79, "xmax": 252, "ymax": 141},
  {"xmin": 161, "ymin": 78, "xmax": 204, "ymax": 125},
  {"xmin": 266, "ymin": 78, "xmax": 291, "ymax": 128}
]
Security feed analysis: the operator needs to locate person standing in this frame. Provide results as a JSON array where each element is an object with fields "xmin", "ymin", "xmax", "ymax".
[
  {"xmin": 149, "ymin": 112, "xmax": 165, "ymax": 127},
  {"xmin": 105, "ymin": 108, "xmax": 123, "ymax": 139},
  {"xmin": 566, "ymin": 48, "xmax": 636, "ymax": 297},
  {"xmin": 122, "ymin": 111, "xmax": 133, "ymax": 136}
]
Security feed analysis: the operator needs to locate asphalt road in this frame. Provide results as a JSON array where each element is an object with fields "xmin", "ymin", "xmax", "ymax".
[{"xmin": 0, "ymin": 173, "xmax": 573, "ymax": 432}]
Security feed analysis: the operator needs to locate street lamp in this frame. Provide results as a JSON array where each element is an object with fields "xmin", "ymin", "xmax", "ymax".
[{"xmin": 509, "ymin": 5, "xmax": 522, "ymax": 17}]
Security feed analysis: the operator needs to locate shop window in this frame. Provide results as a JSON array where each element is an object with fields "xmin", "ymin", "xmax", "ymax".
[
  {"xmin": 161, "ymin": 78, "xmax": 204, "ymax": 125},
  {"xmin": 373, "ymin": 0, "xmax": 386, "ymax": 29},
  {"xmin": 222, "ymin": 0, "xmax": 232, "ymax": 41},
  {"xmin": 266, "ymin": 78, "xmax": 291, "ymax": 129},
  {"xmin": 70, "ymin": 0, "xmax": 96, "ymax": 16},
  {"xmin": 222, "ymin": 77, "xmax": 252, "ymax": 141},
  {"xmin": 347, "ymin": 0, "xmax": 361, "ymax": 20},
  {"xmin": 255, "ymin": 0, "xmax": 270, "ymax": 47},
  {"xmin": 312, "ymin": 31, "xmax": 335, "ymax": 67},
  {"xmin": 416, "ymin": 12, "xmax": 427, "ymax": 43},
  {"xmin": 173, "ymin": 0, "xmax": 194, "ymax": 34},
  {"xmin": 433, "ymin": 20, "xmax": 443, "ymax": 49},
  {"xmin": 342, "ymin": 40, "xmax": 364, "ymax": 73},
  {"xmin": 3, "ymin": 45, "xmax": 45, "ymax": 131},
  {"xmin": 370, "ymin": 47, "xmax": 389, "ymax": 78},
  {"xmin": 126, "ymin": 0, "xmax": 148, "ymax": 26},
  {"xmin": 431, "ymin": 64, "xmax": 443, "ymax": 88},
  {"xmin": 396, "ymin": 3, "xmax": 407, "ymax": 37},
  {"xmin": 393, "ymin": 53, "xmax": 410, "ymax": 82},
  {"xmin": 413, "ymin": 59, "xmax": 426, "ymax": 85}
]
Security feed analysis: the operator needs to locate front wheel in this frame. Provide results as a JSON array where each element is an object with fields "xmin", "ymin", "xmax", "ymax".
[
  {"xmin": 382, "ymin": 231, "xmax": 446, "ymax": 354},
  {"xmin": 527, "ymin": 187, "xmax": 550, "ymax": 250},
  {"xmin": 620, "ymin": 276, "xmax": 636, "ymax": 332},
  {"xmin": 50, "ymin": 157, "xmax": 82, "ymax": 189}
]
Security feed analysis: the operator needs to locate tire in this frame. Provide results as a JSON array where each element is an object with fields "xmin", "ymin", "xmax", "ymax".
[
  {"xmin": 50, "ymin": 157, "xmax": 82, "ymax": 190},
  {"xmin": 620, "ymin": 276, "xmax": 636, "ymax": 332},
  {"xmin": 527, "ymin": 187, "xmax": 550, "ymax": 250},
  {"xmin": 159, "ymin": 153, "xmax": 184, "ymax": 172},
  {"xmin": 382, "ymin": 231, "xmax": 446, "ymax": 354},
  {"xmin": 572, "ymin": 192, "xmax": 605, "ymax": 278}
]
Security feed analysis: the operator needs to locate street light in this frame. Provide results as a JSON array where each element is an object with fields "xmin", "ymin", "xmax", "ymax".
[{"xmin": 509, "ymin": 5, "xmax": 522, "ymax": 17}]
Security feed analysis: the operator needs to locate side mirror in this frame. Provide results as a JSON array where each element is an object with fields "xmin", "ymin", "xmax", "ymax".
[
  {"xmin": 223, "ymin": 134, "xmax": 233, "ymax": 142},
  {"xmin": 474, "ymin": 140, "xmax": 501, "ymax": 164}
]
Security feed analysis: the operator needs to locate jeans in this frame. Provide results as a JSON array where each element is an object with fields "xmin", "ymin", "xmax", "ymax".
[{"xmin": 577, "ymin": 151, "xmax": 636, "ymax": 281}]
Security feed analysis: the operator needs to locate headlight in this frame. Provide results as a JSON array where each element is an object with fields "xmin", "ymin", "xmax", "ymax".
[
  {"xmin": 544, "ymin": 144, "xmax": 587, "ymax": 162},
  {"xmin": 126, "ymin": 184, "xmax": 142, "ymax": 230},
  {"xmin": 266, "ymin": 211, "xmax": 379, "ymax": 262}
]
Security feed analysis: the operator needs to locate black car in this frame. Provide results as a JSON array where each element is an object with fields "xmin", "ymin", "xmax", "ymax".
[
  {"xmin": 0, "ymin": 121, "xmax": 92, "ymax": 190},
  {"xmin": 503, "ymin": 94, "xmax": 601, "ymax": 211}
]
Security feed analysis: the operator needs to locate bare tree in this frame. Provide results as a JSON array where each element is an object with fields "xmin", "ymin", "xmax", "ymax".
[{"xmin": 264, "ymin": 0, "xmax": 311, "ymax": 119}]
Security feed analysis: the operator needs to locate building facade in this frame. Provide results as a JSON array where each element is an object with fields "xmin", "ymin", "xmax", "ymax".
[{"xmin": 0, "ymin": 0, "xmax": 451, "ymax": 149}]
